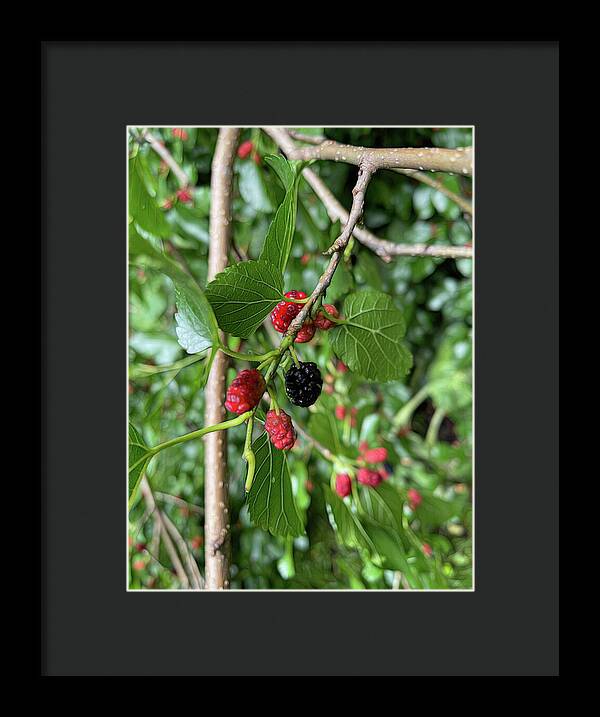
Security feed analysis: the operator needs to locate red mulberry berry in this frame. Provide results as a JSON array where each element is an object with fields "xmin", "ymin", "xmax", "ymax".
[
  {"xmin": 337, "ymin": 361, "xmax": 348, "ymax": 373},
  {"xmin": 224, "ymin": 369, "xmax": 266, "ymax": 414},
  {"xmin": 422, "ymin": 543, "xmax": 433, "ymax": 557},
  {"xmin": 314, "ymin": 304, "xmax": 339, "ymax": 330},
  {"xmin": 172, "ymin": 127, "xmax": 189, "ymax": 140},
  {"xmin": 253, "ymin": 151, "xmax": 261, "ymax": 165},
  {"xmin": 237, "ymin": 140, "xmax": 254, "ymax": 159},
  {"xmin": 335, "ymin": 473, "xmax": 352, "ymax": 498},
  {"xmin": 357, "ymin": 468, "xmax": 382, "ymax": 487},
  {"xmin": 270, "ymin": 290, "xmax": 306, "ymax": 333},
  {"xmin": 295, "ymin": 320, "xmax": 316, "ymax": 343},
  {"xmin": 176, "ymin": 187, "xmax": 193, "ymax": 203},
  {"xmin": 363, "ymin": 447, "xmax": 388, "ymax": 464},
  {"xmin": 407, "ymin": 488, "xmax": 422, "ymax": 510},
  {"xmin": 265, "ymin": 409, "xmax": 296, "ymax": 450},
  {"xmin": 161, "ymin": 197, "xmax": 174, "ymax": 210}
]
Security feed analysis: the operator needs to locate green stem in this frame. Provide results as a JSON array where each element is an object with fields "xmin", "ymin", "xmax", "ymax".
[
  {"xmin": 129, "ymin": 353, "xmax": 205, "ymax": 378},
  {"xmin": 149, "ymin": 410, "xmax": 253, "ymax": 456},
  {"xmin": 218, "ymin": 345, "xmax": 278, "ymax": 363},
  {"xmin": 426, "ymin": 407, "xmax": 446, "ymax": 446},
  {"xmin": 393, "ymin": 384, "xmax": 431, "ymax": 429},
  {"xmin": 243, "ymin": 415, "xmax": 256, "ymax": 492},
  {"xmin": 321, "ymin": 312, "xmax": 346, "ymax": 325},
  {"xmin": 289, "ymin": 345, "xmax": 300, "ymax": 367},
  {"xmin": 267, "ymin": 385, "xmax": 280, "ymax": 413}
]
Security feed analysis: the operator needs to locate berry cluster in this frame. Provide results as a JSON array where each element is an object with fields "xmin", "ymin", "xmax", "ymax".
[
  {"xmin": 335, "ymin": 404, "xmax": 358, "ymax": 427},
  {"xmin": 221, "ymin": 288, "xmax": 347, "ymax": 467},
  {"xmin": 270, "ymin": 290, "xmax": 339, "ymax": 344},
  {"xmin": 335, "ymin": 442, "xmax": 391, "ymax": 497}
]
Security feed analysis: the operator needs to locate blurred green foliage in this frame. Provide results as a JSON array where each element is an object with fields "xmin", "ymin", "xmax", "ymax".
[{"xmin": 128, "ymin": 127, "xmax": 472, "ymax": 590}]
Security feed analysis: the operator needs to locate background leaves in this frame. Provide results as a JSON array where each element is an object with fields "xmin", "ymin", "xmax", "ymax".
[
  {"xmin": 128, "ymin": 127, "xmax": 473, "ymax": 591},
  {"xmin": 129, "ymin": 229, "xmax": 218, "ymax": 353}
]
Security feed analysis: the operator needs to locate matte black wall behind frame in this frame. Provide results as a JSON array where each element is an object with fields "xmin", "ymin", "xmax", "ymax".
[{"xmin": 41, "ymin": 41, "xmax": 559, "ymax": 676}]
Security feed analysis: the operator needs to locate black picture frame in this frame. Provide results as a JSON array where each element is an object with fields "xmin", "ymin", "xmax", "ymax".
[{"xmin": 40, "ymin": 40, "xmax": 559, "ymax": 676}]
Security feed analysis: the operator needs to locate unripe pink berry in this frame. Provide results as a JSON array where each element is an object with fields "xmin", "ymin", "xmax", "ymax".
[
  {"xmin": 335, "ymin": 473, "xmax": 352, "ymax": 498},
  {"xmin": 407, "ymin": 488, "xmax": 422, "ymax": 510},
  {"xmin": 237, "ymin": 140, "xmax": 253, "ymax": 159},
  {"xmin": 335, "ymin": 405, "xmax": 346, "ymax": 420},
  {"xmin": 363, "ymin": 447, "xmax": 388, "ymax": 464},
  {"xmin": 172, "ymin": 127, "xmax": 189, "ymax": 140},
  {"xmin": 357, "ymin": 468, "xmax": 382, "ymax": 487}
]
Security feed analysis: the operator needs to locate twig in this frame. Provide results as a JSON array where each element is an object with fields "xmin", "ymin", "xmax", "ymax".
[
  {"xmin": 294, "ymin": 422, "xmax": 335, "ymax": 462},
  {"xmin": 160, "ymin": 510, "xmax": 204, "ymax": 589},
  {"xmin": 204, "ymin": 127, "xmax": 240, "ymax": 591},
  {"xmin": 154, "ymin": 491, "xmax": 204, "ymax": 515},
  {"xmin": 287, "ymin": 166, "xmax": 377, "ymax": 340},
  {"xmin": 138, "ymin": 128, "xmax": 190, "ymax": 188},
  {"xmin": 325, "ymin": 163, "xmax": 373, "ymax": 255},
  {"xmin": 286, "ymin": 130, "xmax": 324, "ymax": 145},
  {"xmin": 263, "ymin": 128, "xmax": 472, "ymax": 261},
  {"xmin": 394, "ymin": 168, "xmax": 472, "ymax": 215},
  {"xmin": 141, "ymin": 478, "xmax": 189, "ymax": 588}
]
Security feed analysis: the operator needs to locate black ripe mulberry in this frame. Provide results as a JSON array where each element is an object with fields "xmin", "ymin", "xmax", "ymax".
[{"xmin": 285, "ymin": 362, "xmax": 323, "ymax": 407}]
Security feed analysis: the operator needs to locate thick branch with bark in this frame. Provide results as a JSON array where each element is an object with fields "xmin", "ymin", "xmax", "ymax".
[
  {"xmin": 271, "ymin": 128, "xmax": 473, "ymax": 176},
  {"xmin": 263, "ymin": 127, "xmax": 472, "ymax": 261},
  {"xmin": 284, "ymin": 130, "xmax": 472, "ymax": 214},
  {"xmin": 204, "ymin": 127, "xmax": 240, "ymax": 590}
]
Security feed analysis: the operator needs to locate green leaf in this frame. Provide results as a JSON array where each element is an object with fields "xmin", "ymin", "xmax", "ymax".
[
  {"xmin": 246, "ymin": 433, "xmax": 305, "ymax": 537},
  {"xmin": 307, "ymin": 411, "xmax": 346, "ymax": 458},
  {"xmin": 322, "ymin": 485, "xmax": 374, "ymax": 552},
  {"xmin": 237, "ymin": 159, "xmax": 273, "ymax": 213},
  {"xmin": 129, "ymin": 156, "xmax": 171, "ymax": 237},
  {"xmin": 259, "ymin": 157, "xmax": 305, "ymax": 274},
  {"xmin": 129, "ymin": 229, "xmax": 219, "ymax": 353},
  {"xmin": 360, "ymin": 519, "xmax": 422, "ymax": 587},
  {"xmin": 205, "ymin": 260, "xmax": 284, "ymax": 338},
  {"xmin": 414, "ymin": 494, "xmax": 461, "ymax": 527},
  {"xmin": 128, "ymin": 423, "xmax": 152, "ymax": 505},
  {"xmin": 329, "ymin": 290, "xmax": 413, "ymax": 382},
  {"xmin": 359, "ymin": 482, "xmax": 405, "ymax": 533}
]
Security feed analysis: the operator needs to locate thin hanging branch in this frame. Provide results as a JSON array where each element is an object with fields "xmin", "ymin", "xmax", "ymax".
[
  {"xmin": 204, "ymin": 127, "xmax": 240, "ymax": 590},
  {"xmin": 141, "ymin": 478, "xmax": 189, "ymax": 588},
  {"xmin": 138, "ymin": 128, "xmax": 190, "ymax": 188},
  {"xmin": 285, "ymin": 161, "xmax": 373, "ymax": 339},
  {"xmin": 263, "ymin": 127, "xmax": 472, "ymax": 261}
]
